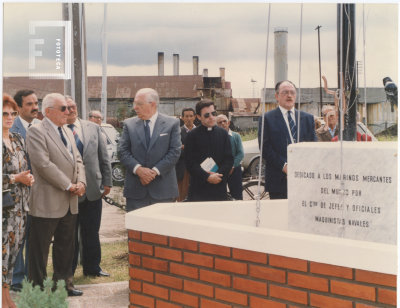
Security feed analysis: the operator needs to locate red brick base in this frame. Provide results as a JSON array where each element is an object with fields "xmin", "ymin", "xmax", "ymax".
[{"xmin": 128, "ymin": 230, "xmax": 397, "ymax": 308}]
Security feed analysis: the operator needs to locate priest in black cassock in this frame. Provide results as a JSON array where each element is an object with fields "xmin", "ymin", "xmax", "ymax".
[{"xmin": 184, "ymin": 100, "xmax": 234, "ymax": 201}]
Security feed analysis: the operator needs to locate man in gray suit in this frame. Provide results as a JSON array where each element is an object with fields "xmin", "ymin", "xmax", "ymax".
[
  {"xmin": 10, "ymin": 89, "xmax": 41, "ymax": 291},
  {"xmin": 119, "ymin": 88, "xmax": 181, "ymax": 212},
  {"xmin": 27, "ymin": 93, "xmax": 86, "ymax": 296},
  {"xmin": 65, "ymin": 97, "xmax": 112, "ymax": 277}
]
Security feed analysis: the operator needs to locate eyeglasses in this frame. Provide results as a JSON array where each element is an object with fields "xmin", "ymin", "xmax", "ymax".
[
  {"xmin": 90, "ymin": 115, "xmax": 103, "ymax": 120},
  {"xmin": 134, "ymin": 102, "xmax": 151, "ymax": 107},
  {"xmin": 217, "ymin": 120, "xmax": 228, "ymax": 124},
  {"xmin": 3, "ymin": 111, "xmax": 18, "ymax": 118},
  {"xmin": 280, "ymin": 90, "xmax": 296, "ymax": 96},
  {"xmin": 68, "ymin": 105, "xmax": 77, "ymax": 110},
  {"xmin": 49, "ymin": 106, "xmax": 69, "ymax": 112},
  {"xmin": 202, "ymin": 111, "xmax": 218, "ymax": 118}
]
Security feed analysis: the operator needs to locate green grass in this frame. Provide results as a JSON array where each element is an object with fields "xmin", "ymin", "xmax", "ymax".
[
  {"xmin": 240, "ymin": 128, "xmax": 258, "ymax": 142},
  {"xmin": 46, "ymin": 241, "xmax": 129, "ymax": 285},
  {"xmin": 377, "ymin": 134, "xmax": 398, "ymax": 141}
]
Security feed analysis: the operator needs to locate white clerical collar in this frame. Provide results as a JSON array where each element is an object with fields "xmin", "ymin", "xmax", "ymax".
[{"xmin": 207, "ymin": 126, "xmax": 212, "ymax": 131}]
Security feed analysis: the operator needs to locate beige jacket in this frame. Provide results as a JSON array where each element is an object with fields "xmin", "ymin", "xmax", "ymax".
[{"xmin": 26, "ymin": 117, "xmax": 86, "ymax": 218}]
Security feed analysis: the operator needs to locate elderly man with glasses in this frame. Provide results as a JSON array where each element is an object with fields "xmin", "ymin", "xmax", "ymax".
[
  {"xmin": 316, "ymin": 105, "xmax": 338, "ymax": 142},
  {"xmin": 26, "ymin": 93, "xmax": 86, "ymax": 296},
  {"xmin": 184, "ymin": 100, "xmax": 234, "ymax": 202},
  {"xmin": 258, "ymin": 80, "xmax": 318, "ymax": 200},
  {"xmin": 118, "ymin": 88, "xmax": 181, "ymax": 212}
]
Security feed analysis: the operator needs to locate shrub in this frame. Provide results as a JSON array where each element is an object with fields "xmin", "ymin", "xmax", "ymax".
[{"xmin": 15, "ymin": 278, "xmax": 68, "ymax": 308}]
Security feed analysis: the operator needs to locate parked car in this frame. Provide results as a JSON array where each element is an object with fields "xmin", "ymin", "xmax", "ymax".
[
  {"xmin": 242, "ymin": 138, "xmax": 265, "ymax": 178},
  {"xmin": 242, "ymin": 121, "xmax": 377, "ymax": 177},
  {"xmin": 100, "ymin": 123, "xmax": 124, "ymax": 185}
]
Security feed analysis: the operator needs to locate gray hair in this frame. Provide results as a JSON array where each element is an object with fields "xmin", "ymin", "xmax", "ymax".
[
  {"xmin": 216, "ymin": 114, "xmax": 228, "ymax": 122},
  {"xmin": 64, "ymin": 95, "xmax": 73, "ymax": 101},
  {"xmin": 42, "ymin": 93, "xmax": 66, "ymax": 116},
  {"xmin": 136, "ymin": 88, "xmax": 159, "ymax": 106},
  {"xmin": 322, "ymin": 105, "xmax": 335, "ymax": 116},
  {"xmin": 89, "ymin": 110, "xmax": 103, "ymax": 118}
]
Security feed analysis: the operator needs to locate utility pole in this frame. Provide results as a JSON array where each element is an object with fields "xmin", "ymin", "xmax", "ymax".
[
  {"xmin": 337, "ymin": 4, "xmax": 357, "ymax": 141},
  {"xmin": 72, "ymin": 3, "xmax": 88, "ymax": 119},
  {"xmin": 251, "ymin": 78, "xmax": 257, "ymax": 98},
  {"xmin": 62, "ymin": 3, "xmax": 71, "ymax": 96},
  {"xmin": 101, "ymin": 3, "xmax": 108, "ymax": 123},
  {"xmin": 315, "ymin": 25, "xmax": 323, "ymax": 116}
]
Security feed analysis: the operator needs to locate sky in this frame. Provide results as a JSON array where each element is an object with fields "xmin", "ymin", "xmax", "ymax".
[{"xmin": 2, "ymin": 3, "xmax": 398, "ymax": 98}]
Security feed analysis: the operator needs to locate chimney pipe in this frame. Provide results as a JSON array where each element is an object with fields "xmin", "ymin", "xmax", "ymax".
[
  {"xmin": 220, "ymin": 67, "xmax": 225, "ymax": 89},
  {"xmin": 158, "ymin": 52, "xmax": 164, "ymax": 76},
  {"xmin": 274, "ymin": 27, "xmax": 288, "ymax": 84},
  {"xmin": 203, "ymin": 69, "xmax": 208, "ymax": 77},
  {"xmin": 193, "ymin": 56, "xmax": 199, "ymax": 75},
  {"xmin": 173, "ymin": 54, "xmax": 179, "ymax": 76}
]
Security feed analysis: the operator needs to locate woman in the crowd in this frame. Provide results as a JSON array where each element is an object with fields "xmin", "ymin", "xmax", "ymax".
[{"xmin": 2, "ymin": 94, "xmax": 34, "ymax": 308}]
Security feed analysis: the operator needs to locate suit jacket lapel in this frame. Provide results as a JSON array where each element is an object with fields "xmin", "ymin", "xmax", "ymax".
[
  {"xmin": 79, "ymin": 118, "xmax": 90, "ymax": 157},
  {"xmin": 135, "ymin": 119, "xmax": 147, "ymax": 149},
  {"xmin": 15, "ymin": 117, "xmax": 26, "ymax": 138},
  {"xmin": 148, "ymin": 114, "xmax": 164, "ymax": 152},
  {"xmin": 275, "ymin": 107, "xmax": 292, "ymax": 144},
  {"xmin": 43, "ymin": 118, "xmax": 74, "ymax": 166},
  {"xmin": 295, "ymin": 110, "xmax": 305, "ymax": 142}
]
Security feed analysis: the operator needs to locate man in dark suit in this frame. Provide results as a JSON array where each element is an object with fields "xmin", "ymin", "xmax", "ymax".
[
  {"xmin": 65, "ymin": 97, "xmax": 112, "ymax": 278},
  {"xmin": 258, "ymin": 80, "xmax": 318, "ymax": 199},
  {"xmin": 175, "ymin": 107, "xmax": 196, "ymax": 201},
  {"xmin": 10, "ymin": 89, "xmax": 41, "ymax": 291},
  {"xmin": 184, "ymin": 100, "xmax": 234, "ymax": 201},
  {"xmin": 119, "ymin": 88, "xmax": 181, "ymax": 212},
  {"xmin": 27, "ymin": 93, "xmax": 86, "ymax": 296}
]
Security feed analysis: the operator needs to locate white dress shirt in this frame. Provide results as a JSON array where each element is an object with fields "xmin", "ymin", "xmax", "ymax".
[
  {"xmin": 278, "ymin": 105, "xmax": 296, "ymax": 144},
  {"xmin": 69, "ymin": 118, "xmax": 84, "ymax": 144}
]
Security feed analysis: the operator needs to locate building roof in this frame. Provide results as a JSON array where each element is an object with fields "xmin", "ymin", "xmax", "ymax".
[
  {"xmin": 3, "ymin": 75, "xmax": 204, "ymax": 100},
  {"xmin": 262, "ymin": 87, "xmax": 386, "ymax": 104},
  {"xmin": 231, "ymin": 98, "xmax": 260, "ymax": 112}
]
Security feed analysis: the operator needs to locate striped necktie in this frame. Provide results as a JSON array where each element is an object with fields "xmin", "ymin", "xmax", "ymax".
[
  {"xmin": 67, "ymin": 124, "xmax": 84, "ymax": 156},
  {"xmin": 287, "ymin": 110, "xmax": 297, "ymax": 143}
]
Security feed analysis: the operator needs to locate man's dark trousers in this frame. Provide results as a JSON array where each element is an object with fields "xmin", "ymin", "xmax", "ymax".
[
  {"xmin": 72, "ymin": 197, "xmax": 102, "ymax": 275},
  {"xmin": 227, "ymin": 166, "xmax": 243, "ymax": 200}
]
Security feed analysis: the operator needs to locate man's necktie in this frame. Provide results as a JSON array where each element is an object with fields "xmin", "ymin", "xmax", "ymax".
[
  {"xmin": 67, "ymin": 124, "xmax": 84, "ymax": 156},
  {"xmin": 28, "ymin": 123, "xmax": 32, "ymax": 128},
  {"xmin": 144, "ymin": 120, "xmax": 151, "ymax": 148},
  {"xmin": 287, "ymin": 111, "xmax": 297, "ymax": 143},
  {"xmin": 58, "ymin": 127, "xmax": 68, "ymax": 147}
]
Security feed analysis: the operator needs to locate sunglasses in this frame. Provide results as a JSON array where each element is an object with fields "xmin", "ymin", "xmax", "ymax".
[
  {"xmin": 202, "ymin": 111, "xmax": 218, "ymax": 118},
  {"xmin": 90, "ymin": 115, "xmax": 103, "ymax": 120},
  {"xmin": 3, "ymin": 111, "xmax": 18, "ymax": 118},
  {"xmin": 49, "ymin": 106, "xmax": 70, "ymax": 112}
]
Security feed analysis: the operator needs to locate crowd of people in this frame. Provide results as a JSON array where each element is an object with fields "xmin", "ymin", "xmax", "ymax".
[
  {"xmin": 2, "ymin": 90, "xmax": 111, "ymax": 307},
  {"xmin": 2, "ymin": 81, "xmax": 370, "ymax": 307}
]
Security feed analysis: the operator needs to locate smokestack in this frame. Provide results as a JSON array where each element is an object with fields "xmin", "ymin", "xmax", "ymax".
[
  {"xmin": 193, "ymin": 56, "xmax": 199, "ymax": 75},
  {"xmin": 220, "ymin": 67, "xmax": 225, "ymax": 89},
  {"xmin": 274, "ymin": 27, "xmax": 288, "ymax": 84},
  {"xmin": 158, "ymin": 52, "xmax": 164, "ymax": 76},
  {"xmin": 173, "ymin": 54, "xmax": 179, "ymax": 76},
  {"xmin": 203, "ymin": 69, "xmax": 208, "ymax": 77}
]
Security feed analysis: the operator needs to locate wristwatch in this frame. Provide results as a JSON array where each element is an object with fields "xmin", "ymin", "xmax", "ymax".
[{"xmin": 10, "ymin": 174, "xmax": 15, "ymax": 184}]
